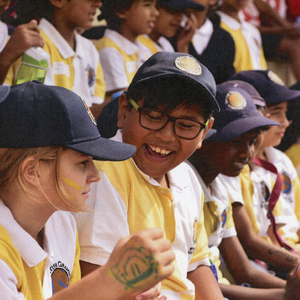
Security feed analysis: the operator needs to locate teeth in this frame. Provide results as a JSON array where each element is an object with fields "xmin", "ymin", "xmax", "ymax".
[{"xmin": 149, "ymin": 145, "xmax": 171, "ymax": 155}]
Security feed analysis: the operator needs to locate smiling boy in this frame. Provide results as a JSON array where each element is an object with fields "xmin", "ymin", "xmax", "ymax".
[{"xmin": 74, "ymin": 52, "xmax": 224, "ymax": 299}]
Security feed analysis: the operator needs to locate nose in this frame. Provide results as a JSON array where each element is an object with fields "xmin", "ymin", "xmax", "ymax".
[
  {"xmin": 281, "ymin": 115, "xmax": 290, "ymax": 129},
  {"xmin": 94, "ymin": 0, "xmax": 102, "ymax": 8},
  {"xmin": 239, "ymin": 141, "xmax": 254, "ymax": 160},
  {"xmin": 152, "ymin": 5, "xmax": 159, "ymax": 17},
  {"xmin": 154, "ymin": 120, "xmax": 176, "ymax": 142},
  {"xmin": 87, "ymin": 161, "xmax": 100, "ymax": 183}
]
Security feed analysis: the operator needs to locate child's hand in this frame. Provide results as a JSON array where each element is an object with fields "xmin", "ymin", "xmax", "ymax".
[
  {"xmin": 135, "ymin": 282, "xmax": 166, "ymax": 300},
  {"xmin": 3, "ymin": 19, "xmax": 44, "ymax": 64},
  {"xmin": 103, "ymin": 228, "xmax": 175, "ymax": 299},
  {"xmin": 283, "ymin": 264, "xmax": 300, "ymax": 299},
  {"xmin": 177, "ymin": 12, "xmax": 198, "ymax": 53}
]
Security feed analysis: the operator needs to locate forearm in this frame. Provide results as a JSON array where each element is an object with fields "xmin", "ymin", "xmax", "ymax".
[
  {"xmin": 0, "ymin": 49, "xmax": 17, "ymax": 85},
  {"xmin": 220, "ymin": 284, "xmax": 285, "ymax": 300},
  {"xmin": 188, "ymin": 266, "xmax": 224, "ymax": 300}
]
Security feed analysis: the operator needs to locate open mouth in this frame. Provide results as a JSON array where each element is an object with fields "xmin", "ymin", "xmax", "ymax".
[{"xmin": 147, "ymin": 144, "xmax": 172, "ymax": 156}]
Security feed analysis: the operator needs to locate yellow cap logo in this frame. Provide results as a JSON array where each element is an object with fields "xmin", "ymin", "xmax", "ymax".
[
  {"xmin": 79, "ymin": 97, "xmax": 97, "ymax": 126},
  {"xmin": 226, "ymin": 91, "xmax": 247, "ymax": 109},
  {"xmin": 175, "ymin": 56, "xmax": 202, "ymax": 76}
]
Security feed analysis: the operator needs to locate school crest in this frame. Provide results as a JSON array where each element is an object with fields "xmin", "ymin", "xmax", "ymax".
[
  {"xmin": 86, "ymin": 64, "xmax": 96, "ymax": 87},
  {"xmin": 175, "ymin": 56, "xmax": 202, "ymax": 76},
  {"xmin": 225, "ymin": 91, "xmax": 247, "ymax": 109},
  {"xmin": 50, "ymin": 261, "xmax": 70, "ymax": 294}
]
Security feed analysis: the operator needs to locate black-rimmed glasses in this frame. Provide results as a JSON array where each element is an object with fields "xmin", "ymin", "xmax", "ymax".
[{"xmin": 129, "ymin": 98, "xmax": 208, "ymax": 140}]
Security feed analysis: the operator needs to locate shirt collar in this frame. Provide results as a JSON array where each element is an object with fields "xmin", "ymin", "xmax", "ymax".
[
  {"xmin": 217, "ymin": 11, "xmax": 244, "ymax": 30},
  {"xmin": 0, "ymin": 200, "xmax": 47, "ymax": 267},
  {"xmin": 105, "ymin": 29, "xmax": 139, "ymax": 55},
  {"xmin": 39, "ymin": 18, "xmax": 83, "ymax": 59}
]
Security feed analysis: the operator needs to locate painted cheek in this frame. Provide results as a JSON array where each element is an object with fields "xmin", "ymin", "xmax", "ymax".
[{"xmin": 62, "ymin": 176, "xmax": 82, "ymax": 201}]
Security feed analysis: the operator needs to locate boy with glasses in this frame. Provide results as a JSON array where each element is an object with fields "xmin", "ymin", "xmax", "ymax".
[{"xmin": 74, "ymin": 52, "xmax": 225, "ymax": 299}]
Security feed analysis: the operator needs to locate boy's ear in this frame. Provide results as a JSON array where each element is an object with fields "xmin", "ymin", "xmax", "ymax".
[
  {"xmin": 49, "ymin": 0, "xmax": 67, "ymax": 8},
  {"xmin": 117, "ymin": 93, "xmax": 130, "ymax": 129},
  {"xmin": 21, "ymin": 157, "xmax": 39, "ymax": 187},
  {"xmin": 196, "ymin": 117, "xmax": 214, "ymax": 150}
]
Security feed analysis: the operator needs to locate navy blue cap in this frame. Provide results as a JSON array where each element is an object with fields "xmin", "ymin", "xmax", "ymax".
[
  {"xmin": 158, "ymin": 0, "xmax": 205, "ymax": 11},
  {"xmin": 230, "ymin": 70, "xmax": 300, "ymax": 104},
  {"xmin": 128, "ymin": 52, "xmax": 219, "ymax": 112},
  {"xmin": 0, "ymin": 85, "xmax": 10, "ymax": 102},
  {"xmin": 210, "ymin": 85, "xmax": 280, "ymax": 142},
  {"xmin": 0, "ymin": 81, "xmax": 136, "ymax": 161},
  {"xmin": 222, "ymin": 80, "xmax": 266, "ymax": 108}
]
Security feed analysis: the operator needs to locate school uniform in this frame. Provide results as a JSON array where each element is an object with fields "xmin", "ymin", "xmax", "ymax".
[
  {"xmin": 0, "ymin": 200, "xmax": 80, "ymax": 300},
  {"xmin": 137, "ymin": 34, "xmax": 175, "ymax": 54},
  {"xmin": 216, "ymin": 11, "xmax": 267, "ymax": 73},
  {"xmin": 188, "ymin": 17, "xmax": 235, "ymax": 84},
  {"xmin": 264, "ymin": 147, "xmax": 300, "ymax": 246},
  {"xmin": 5, "ymin": 18, "xmax": 105, "ymax": 107},
  {"xmin": 285, "ymin": 143, "xmax": 300, "ymax": 179},
  {"xmin": 95, "ymin": 29, "xmax": 152, "ymax": 92},
  {"xmin": 74, "ymin": 134, "xmax": 210, "ymax": 299},
  {"xmin": 219, "ymin": 165, "xmax": 286, "ymax": 242},
  {"xmin": 191, "ymin": 166, "xmax": 236, "ymax": 285},
  {"xmin": 0, "ymin": 21, "xmax": 8, "ymax": 53}
]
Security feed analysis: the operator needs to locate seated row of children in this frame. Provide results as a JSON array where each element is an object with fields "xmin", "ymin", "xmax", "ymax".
[
  {"xmin": 2, "ymin": 0, "xmax": 300, "ymax": 120},
  {"xmin": 2, "ymin": 50, "xmax": 300, "ymax": 299}
]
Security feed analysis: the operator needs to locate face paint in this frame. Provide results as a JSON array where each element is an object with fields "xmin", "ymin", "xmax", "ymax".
[{"xmin": 62, "ymin": 176, "xmax": 82, "ymax": 191}]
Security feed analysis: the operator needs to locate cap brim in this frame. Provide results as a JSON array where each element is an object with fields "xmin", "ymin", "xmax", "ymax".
[
  {"xmin": 267, "ymin": 87, "xmax": 300, "ymax": 104},
  {"xmin": 66, "ymin": 137, "xmax": 136, "ymax": 161},
  {"xmin": 211, "ymin": 116, "xmax": 280, "ymax": 142},
  {"xmin": 0, "ymin": 85, "xmax": 10, "ymax": 104}
]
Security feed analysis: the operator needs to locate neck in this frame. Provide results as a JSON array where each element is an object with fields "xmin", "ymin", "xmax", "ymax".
[
  {"xmin": 51, "ymin": 15, "xmax": 76, "ymax": 50},
  {"xmin": 119, "ymin": 25, "xmax": 138, "ymax": 44},
  {"xmin": 0, "ymin": 186, "xmax": 54, "ymax": 244},
  {"xmin": 149, "ymin": 31, "xmax": 161, "ymax": 43},
  {"xmin": 220, "ymin": 6, "xmax": 240, "ymax": 22},
  {"xmin": 191, "ymin": 157, "xmax": 218, "ymax": 186}
]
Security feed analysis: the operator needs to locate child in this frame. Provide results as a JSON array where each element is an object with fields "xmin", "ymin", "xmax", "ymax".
[
  {"xmin": 74, "ymin": 52, "xmax": 225, "ymax": 299},
  {"xmin": 188, "ymin": 82, "xmax": 300, "ymax": 299},
  {"xmin": 229, "ymin": 70, "xmax": 300, "ymax": 253},
  {"xmin": 0, "ymin": 0, "xmax": 44, "ymax": 84},
  {"xmin": 94, "ymin": 0, "xmax": 159, "ymax": 97},
  {"xmin": 0, "ymin": 81, "xmax": 175, "ymax": 300},
  {"xmin": 216, "ymin": 0, "xmax": 267, "ymax": 73},
  {"xmin": 185, "ymin": 0, "xmax": 236, "ymax": 84},
  {"xmin": 4, "ymin": 0, "xmax": 105, "ymax": 120},
  {"xmin": 138, "ymin": 0, "xmax": 203, "ymax": 54}
]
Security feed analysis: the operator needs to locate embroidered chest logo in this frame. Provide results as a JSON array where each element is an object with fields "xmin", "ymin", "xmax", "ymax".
[
  {"xmin": 281, "ymin": 173, "xmax": 292, "ymax": 194},
  {"xmin": 221, "ymin": 209, "xmax": 227, "ymax": 228},
  {"xmin": 260, "ymin": 181, "xmax": 270, "ymax": 210},
  {"xmin": 189, "ymin": 218, "xmax": 199, "ymax": 254},
  {"xmin": 50, "ymin": 261, "xmax": 71, "ymax": 294},
  {"xmin": 86, "ymin": 64, "xmax": 96, "ymax": 87}
]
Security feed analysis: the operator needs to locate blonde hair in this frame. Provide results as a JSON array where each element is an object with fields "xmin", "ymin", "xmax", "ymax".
[{"xmin": 0, "ymin": 146, "xmax": 84, "ymax": 212}]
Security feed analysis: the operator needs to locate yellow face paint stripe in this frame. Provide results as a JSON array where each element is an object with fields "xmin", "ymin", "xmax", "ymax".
[{"xmin": 62, "ymin": 176, "xmax": 82, "ymax": 191}]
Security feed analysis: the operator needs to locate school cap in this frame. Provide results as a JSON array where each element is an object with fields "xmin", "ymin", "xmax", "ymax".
[
  {"xmin": 127, "ymin": 51, "xmax": 219, "ymax": 112},
  {"xmin": 0, "ymin": 81, "xmax": 136, "ymax": 161},
  {"xmin": 209, "ymin": 84, "xmax": 280, "ymax": 142},
  {"xmin": 230, "ymin": 70, "xmax": 300, "ymax": 104},
  {"xmin": 221, "ymin": 80, "xmax": 266, "ymax": 108},
  {"xmin": 158, "ymin": 0, "xmax": 205, "ymax": 11}
]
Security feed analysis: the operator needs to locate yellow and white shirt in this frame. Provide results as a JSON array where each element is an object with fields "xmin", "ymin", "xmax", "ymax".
[
  {"xmin": 5, "ymin": 18, "xmax": 105, "ymax": 107},
  {"xmin": 74, "ymin": 158, "xmax": 210, "ymax": 300},
  {"xmin": 219, "ymin": 165, "xmax": 285, "ymax": 241},
  {"xmin": 264, "ymin": 147, "xmax": 300, "ymax": 247},
  {"xmin": 285, "ymin": 142, "xmax": 300, "ymax": 179},
  {"xmin": 216, "ymin": 11, "xmax": 267, "ymax": 73},
  {"xmin": 137, "ymin": 35, "xmax": 175, "ymax": 54},
  {"xmin": 191, "ymin": 167, "xmax": 236, "ymax": 285},
  {"xmin": 95, "ymin": 29, "xmax": 152, "ymax": 92},
  {"xmin": 0, "ymin": 200, "xmax": 80, "ymax": 300}
]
